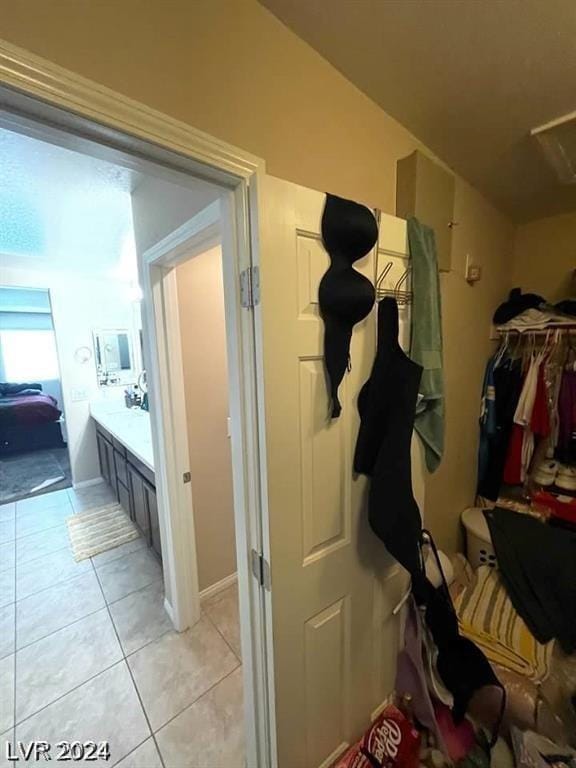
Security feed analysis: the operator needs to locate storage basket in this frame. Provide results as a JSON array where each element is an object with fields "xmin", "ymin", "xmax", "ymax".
[{"xmin": 461, "ymin": 507, "xmax": 498, "ymax": 569}]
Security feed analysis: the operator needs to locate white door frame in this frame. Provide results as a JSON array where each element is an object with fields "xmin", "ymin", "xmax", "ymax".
[
  {"xmin": 140, "ymin": 200, "xmax": 223, "ymax": 632},
  {"xmin": 0, "ymin": 40, "xmax": 274, "ymax": 768}
]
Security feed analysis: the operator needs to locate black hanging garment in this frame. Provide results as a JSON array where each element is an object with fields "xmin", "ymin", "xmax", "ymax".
[
  {"xmin": 485, "ymin": 507, "xmax": 576, "ymax": 653},
  {"xmin": 319, "ymin": 193, "xmax": 378, "ymax": 418},
  {"xmin": 354, "ymin": 297, "xmax": 425, "ymax": 578},
  {"xmin": 354, "ymin": 298, "xmax": 505, "ymax": 738}
]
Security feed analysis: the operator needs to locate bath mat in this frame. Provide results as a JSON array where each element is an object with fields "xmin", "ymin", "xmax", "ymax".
[
  {"xmin": 0, "ymin": 449, "xmax": 71, "ymax": 503},
  {"xmin": 66, "ymin": 503, "xmax": 140, "ymax": 562}
]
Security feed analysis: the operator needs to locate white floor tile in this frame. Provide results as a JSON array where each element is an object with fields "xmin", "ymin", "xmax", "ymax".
[
  {"xmin": 114, "ymin": 738, "xmax": 162, "ymax": 768},
  {"xmin": 16, "ymin": 662, "xmax": 150, "ymax": 767},
  {"xmin": 0, "ymin": 570, "xmax": 15, "ymax": 609},
  {"xmin": 128, "ymin": 617, "xmax": 239, "ymax": 731},
  {"xmin": 0, "ymin": 544, "xmax": 15, "ymax": 574},
  {"xmin": 16, "ymin": 608, "xmax": 122, "ymax": 723},
  {"xmin": 16, "ymin": 525, "xmax": 69, "ymax": 566},
  {"xmin": 0, "ymin": 521, "xmax": 15, "ymax": 546},
  {"xmin": 109, "ymin": 580, "xmax": 172, "ymax": 656},
  {"xmin": 68, "ymin": 484, "xmax": 117, "ymax": 513},
  {"xmin": 204, "ymin": 584, "xmax": 242, "ymax": 659},
  {"xmin": 0, "ymin": 656, "xmax": 14, "ymax": 733},
  {"xmin": 156, "ymin": 667, "xmax": 245, "ymax": 768},
  {"xmin": 97, "ymin": 549, "xmax": 162, "ymax": 604},
  {"xmin": 16, "ymin": 502, "xmax": 73, "ymax": 539},
  {"xmin": 0, "ymin": 504, "xmax": 15, "ymax": 522},
  {"xmin": 91, "ymin": 536, "xmax": 146, "ymax": 569},
  {"xmin": 16, "ymin": 547, "xmax": 91, "ymax": 600},
  {"xmin": 16, "ymin": 489, "xmax": 70, "ymax": 515},
  {"xmin": 0, "ymin": 604, "xmax": 15, "ymax": 660},
  {"xmin": 16, "ymin": 570, "xmax": 105, "ymax": 649}
]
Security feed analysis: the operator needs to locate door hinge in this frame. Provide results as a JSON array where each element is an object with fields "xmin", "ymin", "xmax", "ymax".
[
  {"xmin": 240, "ymin": 266, "xmax": 260, "ymax": 308},
  {"xmin": 182, "ymin": 472, "xmax": 191, "ymax": 484},
  {"xmin": 251, "ymin": 549, "xmax": 271, "ymax": 590}
]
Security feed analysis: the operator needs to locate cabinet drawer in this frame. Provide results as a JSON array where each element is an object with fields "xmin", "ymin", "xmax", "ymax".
[
  {"xmin": 117, "ymin": 480, "xmax": 131, "ymax": 518},
  {"xmin": 114, "ymin": 451, "xmax": 128, "ymax": 488}
]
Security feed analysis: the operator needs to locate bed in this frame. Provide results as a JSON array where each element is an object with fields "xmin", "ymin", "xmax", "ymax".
[{"xmin": 0, "ymin": 383, "xmax": 66, "ymax": 456}]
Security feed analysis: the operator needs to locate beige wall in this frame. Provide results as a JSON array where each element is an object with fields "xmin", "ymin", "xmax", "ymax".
[
  {"xmin": 176, "ymin": 247, "xmax": 237, "ymax": 591},
  {"xmin": 0, "ymin": 0, "xmax": 516, "ymax": 552},
  {"xmin": 512, "ymin": 212, "xmax": 576, "ymax": 303}
]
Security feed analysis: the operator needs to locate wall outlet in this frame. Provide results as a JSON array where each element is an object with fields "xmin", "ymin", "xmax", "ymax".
[
  {"xmin": 465, "ymin": 254, "xmax": 482, "ymax": 284},
  {"xmin": 70, "ymin": 387, "xmax": 88, "ymax": 402}
]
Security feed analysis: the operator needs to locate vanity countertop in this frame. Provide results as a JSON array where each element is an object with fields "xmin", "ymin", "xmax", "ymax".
[{"xmin": 90, "ymin": 400, "xmax": 155, "ymax": 472}]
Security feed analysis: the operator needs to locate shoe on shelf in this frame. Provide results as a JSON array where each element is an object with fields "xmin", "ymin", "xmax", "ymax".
[
  {"xmin": 532, "ymin": 460, "xmax": 559, "ymax": 486},
  {"xmin": 555, "ymin": 465, "xmax": 576, "ymax": 492}
]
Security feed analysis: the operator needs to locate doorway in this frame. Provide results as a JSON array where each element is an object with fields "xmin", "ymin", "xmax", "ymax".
[
  {"xmin": 0, "ymin": 95, "xmax": 268, "ymax": 766},
  {"xmin": 0, "ymin": 286, "xmax": 71, "ymax": 503}
]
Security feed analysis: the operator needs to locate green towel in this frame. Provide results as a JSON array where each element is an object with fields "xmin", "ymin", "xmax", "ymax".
[{"xmin": 408, "ymin": 217, "xmax": 444, "ymax": 472}]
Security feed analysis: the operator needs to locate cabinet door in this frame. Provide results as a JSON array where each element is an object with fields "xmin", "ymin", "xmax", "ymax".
[
  {"xmin": 106, "ymin": 441, "xmax": 118, "ymax": 500},
  {"xmin": 97, "ymin": 433, "xmax": 110, "ymax": 485},
  {"xmin": 144, "ymin": 481, "xmax": 161, "ymax": 560},
  {"xmin": 117, "ymin": 480, "xmax": 131, "ymax": 518},
  {"xmin": 127, "ymin": 464, "xmax": 150, "ymax": 543}
]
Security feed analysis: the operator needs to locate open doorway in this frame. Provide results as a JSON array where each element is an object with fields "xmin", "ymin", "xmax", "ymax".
[
  {"xmin": 0, "ymin": 286, "xmax": 71, "ymax": 503},
  {"xmin": 0, "ymin": 106, "xmax": 265, "ymax": 767}
]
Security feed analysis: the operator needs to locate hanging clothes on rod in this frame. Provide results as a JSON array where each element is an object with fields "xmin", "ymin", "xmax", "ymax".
[{"xmin": 477, "ymin": 326, "xmax": 576, "ymax": 502}]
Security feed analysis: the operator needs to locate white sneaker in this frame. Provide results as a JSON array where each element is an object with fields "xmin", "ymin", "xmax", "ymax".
[
  {"xmin": 532, "ymin": 460, "xmax": 559, "ymax": 486},
  {"xmin": 556, "ymin": 465, "xmax": 576, "ymax": 492}
]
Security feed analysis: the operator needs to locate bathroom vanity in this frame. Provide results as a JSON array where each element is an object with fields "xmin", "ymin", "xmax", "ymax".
[{"xmin": 90, "ymin": 401, "xmax": 161, "ymax": 560}]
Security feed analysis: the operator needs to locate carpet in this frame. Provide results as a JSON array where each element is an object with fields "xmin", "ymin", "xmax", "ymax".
[
  {"xmin": 67, "ymin": 503, "xmax": 140, "ymax": 562},
  {"xmin": 0, "ymin": 448, "xmax": 72, "ymax": 503}
]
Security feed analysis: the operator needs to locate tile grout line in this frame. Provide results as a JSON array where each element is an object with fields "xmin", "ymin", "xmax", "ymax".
[
  {"xmin": 13, "ymin": 658, "xmax": 127, "ymax": 730},
  {"xmin": 14, "ymin": 545, "xmax": 150, "ymax": 605},
  {"xmin": 203, "ymin": 605, "xmax": 243, "ymax": 665},
  {"xmin": 91, "ymin": 556, "xmax": 167, "ymax": 768},
  {"xmin": 152, "ymin": 662, "xmax": 242, "ymax": 740}
]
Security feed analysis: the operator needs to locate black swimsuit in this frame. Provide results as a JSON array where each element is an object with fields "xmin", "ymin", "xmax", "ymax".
[
  {"xmin": 354, "ymin": 297, "xmax": 424, "ymax": 577},
  {"xmin": 354, "ymin": 297, "xmax": 505, "ymax": 737},
  {"xmin": 319, "ymin": 193, "xmax": 377, "ymax": 418}
]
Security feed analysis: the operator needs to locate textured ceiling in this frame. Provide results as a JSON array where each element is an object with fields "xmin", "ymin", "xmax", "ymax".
[
  {"xmin": 0, "ymin": 128, "xmax": 139, "ymax": 274},
  {"xmin": 260, "ymin": 0, "xmax": 576, "ymax": 222}
]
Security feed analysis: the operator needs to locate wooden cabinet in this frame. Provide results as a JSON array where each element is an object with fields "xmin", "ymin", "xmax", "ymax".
[
  {"xmin": 95, "ymin": 423, "xmax": 161, "ymax": 562},
  {"xmin": 127, "ymin": 462, "xmax": 150, "ymax": 543},
  {"xmin": 96, "ymin": 429, "xmax": 117, "ymax": 501},
  {"xmin": 144, "ymin": 480, "xmax": 161, "ymax": 558}
]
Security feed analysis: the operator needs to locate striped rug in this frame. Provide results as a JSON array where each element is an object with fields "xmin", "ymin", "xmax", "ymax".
[
  {"xmin": 66, "ymin": 503, "xmax": 140, "ymax": 562},
  {"xmin": 454, "ymin": 565, "xmax": 554, "ymax": 682}
]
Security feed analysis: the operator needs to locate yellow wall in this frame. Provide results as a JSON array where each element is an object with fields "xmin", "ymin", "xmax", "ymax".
[
  {"xmin": 512, "ymin": 212, "xmax": 576, "ymax": 302},
  {"xmin": 0, "ymin": 0, "xmax": 515, "ymax": 552},
  {"xmin": 176, "ymin": 248, "xmax": 237, "ymax": 592}
]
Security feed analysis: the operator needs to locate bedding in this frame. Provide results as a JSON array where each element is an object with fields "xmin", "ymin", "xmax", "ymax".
[{"xmin": 0, "ymin": 392, "xmax": 61, "ymax": 426}]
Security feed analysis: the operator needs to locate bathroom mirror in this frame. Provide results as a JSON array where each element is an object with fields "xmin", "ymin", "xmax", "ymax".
[{"xmin": 93, "ymin": 328, "xmax": 135, "ymax": 386}]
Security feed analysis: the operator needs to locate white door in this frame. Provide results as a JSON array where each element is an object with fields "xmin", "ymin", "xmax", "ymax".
[{"xmin": 255, "ymin": 176, "xmax": 425, "ymax": 768}]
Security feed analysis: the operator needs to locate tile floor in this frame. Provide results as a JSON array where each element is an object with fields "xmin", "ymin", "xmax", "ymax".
[{"xmin": 0, "ymin": 484, "xmax": 244, "ymax": 767}]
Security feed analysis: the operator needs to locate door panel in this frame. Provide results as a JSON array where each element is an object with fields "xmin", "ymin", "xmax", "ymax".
[{"xmin": 257, "ymin": 177, "xmax": 423, "ymax": 768}]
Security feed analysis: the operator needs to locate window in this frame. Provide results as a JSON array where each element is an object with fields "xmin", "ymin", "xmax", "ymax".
[{"xmin": 0, "ymin": 329, "xmax": 60, "ymax": 382}]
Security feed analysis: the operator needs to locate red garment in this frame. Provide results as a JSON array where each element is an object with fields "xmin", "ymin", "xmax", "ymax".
[
  {"xmin": 503, "ymin": 423, "xmax": 524, "ymax": 485},
  {"xmin": 531, "ymin": 367, "xmax": 550, "ymax": 437}
]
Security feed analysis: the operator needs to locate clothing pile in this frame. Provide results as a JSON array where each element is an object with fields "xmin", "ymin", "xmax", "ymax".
[{"xmin": 477, "ymin": 331, "xmax": 576, "ymax": 502}]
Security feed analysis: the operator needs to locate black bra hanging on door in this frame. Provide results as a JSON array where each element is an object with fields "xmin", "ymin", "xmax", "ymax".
[{"xmin": 319, "ymin": 193, "xmax": 378, "ymax": 418}]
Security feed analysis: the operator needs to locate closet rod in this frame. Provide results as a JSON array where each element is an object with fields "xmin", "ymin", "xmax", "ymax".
[{"xmin": 495, "ymin": 325, "xmax": 576, "ymax": 335}]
